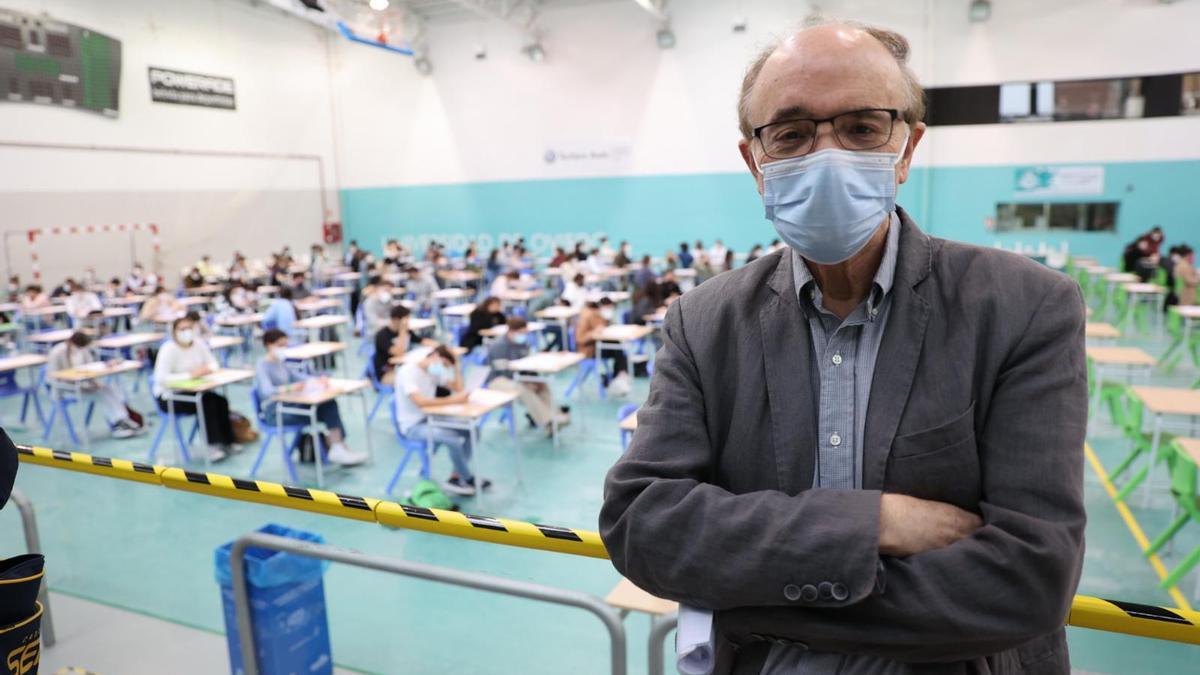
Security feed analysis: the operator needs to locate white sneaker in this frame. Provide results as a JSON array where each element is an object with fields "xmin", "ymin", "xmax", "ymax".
[
  {"xmin": 327, "ymin": 443, "xmax": 367, "ymax": 466},
  {"xmin": 553, "ymin": 412, "xmax": 571, "ymax": 427},
  {"xmin": 607, "ymin": 373, "xmax": 632, "ymax": 397},
  {"xmin": 206, "ymin": 445, "xmax": 227, "ymax": 462}
]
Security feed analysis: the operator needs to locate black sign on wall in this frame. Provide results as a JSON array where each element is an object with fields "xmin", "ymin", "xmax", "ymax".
[{"xmin": 148, "ymin": 66, "xmax": 235, "ymax": 110}]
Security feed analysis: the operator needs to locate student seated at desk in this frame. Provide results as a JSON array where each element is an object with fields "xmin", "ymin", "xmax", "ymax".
[
  {"xmin": 64, "ymin": 280, "xmax": 103, "ymax": 323},
  {"xmin": 489, "ymin": 270, "xmax": 519, "ymax": 297},
  {"xmin": 19, "ymin": 284, "xmax": 50, "ymax": 312},
  {"xmin": 288, "ymin": 272, "xmax": 311, "ymax": 301},
  {"xmin": 361, "ymin": 276, "xmax": 396, "ymax": 337},
  {"xmin": 374, "ymin": 305, "xmax": 434, "ymax": 385},
  {"xmin": 561, "ymin": 273, "xmax": 588, "ymax": 309},
  {"xmin": 659, "ymin": 270, "xmax": 683, "ymax": 299},
  {"xmin": 630, "ymin": 281, "xmax": 663, "ymax": 326},
  {"xmin": 262, "ymin": 287, "xmax": 299, "ymax": 339},
  {"xmin": 404, "ymin": 266, "xmax": 436, "ymax": 303},
  {"xmin": 486, "ymin": 317, "xmax": 569, "ymax": 434},
  {"xmin": 6, "ymin": 275, "xmax": 20, "ymax": 303},
  {"xmin": 102, "ymin": 277, "xmax": 123, "ymax": 301},
  {"xmin": 220, "ymin": 281, "xmax": 257, "ymax": 314},
  {"xmin": 255, "ymin": 329, "xmax": 366, "ymax": 466},
  {"xmin": 576, "ymin": 298, "xmax": 631, "ymax": 397},
  {"xmin": 152, "ymin": 316, "xmax": 235, "ymax": 461},
  {"xmin": 182, "ymin": 267, "xmax": 205, "ymax": 289},
  {"xmin": 460, "ymin": 297, "xmax": 505, "ymax": 351},
  {"xmin": 197, "ymin": 255, "xmax": 218, "ymax": 279},
  {"xmin": 48, "ymin": 331, "xmax": 146, "ymax": 439},
  {"xmin": 394, "ymin": 344, "xmax": 491, "ymax": 497},
  {"xmin": 125, "ymin": 263, "xmax": 153, "ymax": 294},
  {"xmin": 140, "ymin": 286, "xmax": 183, "ymax": 323}
]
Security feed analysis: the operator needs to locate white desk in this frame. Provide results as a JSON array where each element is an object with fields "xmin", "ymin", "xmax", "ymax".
[{"xmin": 506, "ymin": 351, "xmax": 585, "ymax": 446}]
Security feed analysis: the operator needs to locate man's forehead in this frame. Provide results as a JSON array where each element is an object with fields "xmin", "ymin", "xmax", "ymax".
[{"xmin": 749, "ymin": 26, "xmax": 905, "ymax": 126}]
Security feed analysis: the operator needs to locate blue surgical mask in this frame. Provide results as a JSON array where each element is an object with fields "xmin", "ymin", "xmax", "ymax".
[
  {"xmin": 510, "ymin": 333, "xmax": 528, "ymax": 345},
  {"xmin": 427, "ymin": 362, "xmax": 449, "ymax": 380},
  {"xmin": 761, "ymin": 135, "xmax": 907, "ymax": 265}
]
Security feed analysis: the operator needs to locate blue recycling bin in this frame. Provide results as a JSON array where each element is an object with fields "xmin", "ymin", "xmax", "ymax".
[{"xmin": 215, "ymin": 524, "xmax": 333, "ymax": 675}]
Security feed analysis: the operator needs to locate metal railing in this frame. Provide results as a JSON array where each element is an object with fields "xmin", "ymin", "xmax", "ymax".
[
  {"xmin": 15, "ymin": 443, "xmax": 1200, "ymax": 649},
  {"xmin": 647, "ymin": 611, "xmax": 678, "ymax": 675},
  {"xmin": 8, "ymin": 489, "xmax": 55, "ymax": 647},
  {"xmin": 231, "ymin": 531, "xmax": 627, "ymax": 675}
]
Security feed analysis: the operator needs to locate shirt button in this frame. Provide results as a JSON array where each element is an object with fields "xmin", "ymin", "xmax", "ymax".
[
  {"xmin": 800, "ymin": 584, "xmax": 819, "ymax": 602},
  {"xmin": 831, "ymin": 354, "xmax": 843, "ymax": 366},
  {"xmin": 829, "ymin": 433, "xmax": 842, "ymax": 447},
  {"xmin": 831, "ymin": 583, "xmax": 849, "ymax": 601},
  {"xmin": 783, "ymin": 584, "xmax": 802, "ymax": 602}
]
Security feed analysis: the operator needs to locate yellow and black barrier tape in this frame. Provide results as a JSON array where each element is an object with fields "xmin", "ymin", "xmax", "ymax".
[{"xmin": 13, "ymin": 444, "xmax": 1200, "ymax": 643}]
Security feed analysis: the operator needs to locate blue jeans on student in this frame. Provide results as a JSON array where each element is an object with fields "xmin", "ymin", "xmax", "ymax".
[
  {"xmin": 271, "ymin": 401, "xmax": 346, "ymax": 437},
  {"xmin": 404, "ymin": 422, "xmax": 474, "ymax": 479}
]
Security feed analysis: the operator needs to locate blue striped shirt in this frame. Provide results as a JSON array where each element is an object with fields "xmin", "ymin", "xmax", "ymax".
[{"xmin": 764, "ymin": 212, "xmax": 901, "ymax": 675}]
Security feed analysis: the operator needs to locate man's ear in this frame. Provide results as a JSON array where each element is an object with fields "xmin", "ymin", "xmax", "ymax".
[
  {"xmin": 896, "ymin": 121, "xmax": 926, "ymax": 185},
  {"xmin": 739, "ymin": 139, "xmax": 765, "ymax": 196}
]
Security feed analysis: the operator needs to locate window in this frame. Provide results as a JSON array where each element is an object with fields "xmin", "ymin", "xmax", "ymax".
[
  {"xmin": 995, "ymin": 202, "xmax": 1118, "ymax": 233},
  {"xmin": 1184, "ymin": 73, "xmax": 1200, "ymax": 115}
]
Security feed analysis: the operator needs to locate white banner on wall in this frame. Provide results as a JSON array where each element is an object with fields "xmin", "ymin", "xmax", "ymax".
[
  {"xmin": 541, "ymin": 140, "xmax": 633, "ymax": 172},
  {"xmin": 1013, "ymin": 166, "xmax": 1105, "ymax": 197}
]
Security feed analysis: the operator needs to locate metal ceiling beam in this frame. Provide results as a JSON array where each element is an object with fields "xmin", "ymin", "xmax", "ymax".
[
  {"xmin": 630, "ymin": 0, "xmax": 668, "ymax": 21},
  {"xmin": 442, "ymin": 0, "xmax": 540, "ymax": 33}
]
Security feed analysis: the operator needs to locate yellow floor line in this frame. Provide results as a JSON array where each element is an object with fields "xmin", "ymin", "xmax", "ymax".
[{"xmin": 1083, "ymin": 442, "xmax": 1193, "ymax": 611}]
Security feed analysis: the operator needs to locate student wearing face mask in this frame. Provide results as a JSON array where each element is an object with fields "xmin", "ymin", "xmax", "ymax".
[
  {"xmin": 576, "ymin": 298, "xmax": 631, "ymax": 396},
  {"xmin": 262, "ymin": 287, "xmax": 300, "ymax": 341},
  {"xmin": 486, "ymin": 317, "xmax": 568, "ymax": 434},
  {"xmin": 361, "ymin": 277, "xmax": 396, "ymax": 337},
  {"xmin": 64, "ymin": 280, "xmax": 103, "ymax": 324},
  {"xmin": 153, "ymin": 318, "xmax": 235, "ymax": 460},
  {"xmin": 48, "ymin": 331, "xmax": 145, "ymax": 439},
  {"xmin": 140, "ymin": 285, "xmax": 183, "ymax": 324},
  {"xmin": 394, "ymin": 345, "xmax": 491, "ymax": 496},
  {"xmin": 6, "ymin": 275, "xmax": 20, "ymax": 303},
  {"xmin": 289, "ymin": 271, "xmax": 311, "ymax": 301},
  {"xmin": 126, "ymin": 265, "xmax": 149, "ymax": 294},
  {"xmin": 461, "ymin": 297, "xmax": 505, "ymax": 351},
  {"xmin": 255, "ymin": 329, "xmax": 367, "ymax": 466},
  {"xmin": 18, "ymin": 285, "xmax": 49, "ymax": 312}
]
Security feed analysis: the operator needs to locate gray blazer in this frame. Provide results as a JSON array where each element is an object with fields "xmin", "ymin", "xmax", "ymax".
[{"xmin": 599, "ymin": 210, "xmax": 1087, "ymax": 674}]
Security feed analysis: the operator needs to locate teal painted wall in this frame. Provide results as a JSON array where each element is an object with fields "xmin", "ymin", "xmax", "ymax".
[{"xmin": 342, "ymin": 159, "xmax": 1199, "ymax": 263}]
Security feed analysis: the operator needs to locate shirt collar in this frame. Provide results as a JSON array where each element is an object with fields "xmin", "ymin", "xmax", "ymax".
[{"xmin": 793, "ymin": 210, "xmax": 901, "ymax": 319}]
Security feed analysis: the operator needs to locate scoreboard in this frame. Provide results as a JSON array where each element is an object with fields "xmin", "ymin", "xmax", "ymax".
[{"xmin": 0, "ymin": 7, "xmax": 122, "ymax": 116}]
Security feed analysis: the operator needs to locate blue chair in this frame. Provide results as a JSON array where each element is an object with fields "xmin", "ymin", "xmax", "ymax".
[
  {"xmin": 42, "ymin": 378, "xmax": 97, "ymax": 447},
  {"xmin": 564, "ymin": 357, "xmax": 606, "ymax": 400},
  {"xmin": 248, "ymin": 388, "xmax": 320, "ymax": 483},
  {"xmin": 618, "ymin": 402, "xmax": 638, "ymax": 452},
  {"xmin": 363, "ymin": 349, "xmax": 394, "ymax": 424},
  {"xmin": 147, "ymin": 403, "xmax": 200, "ymax": 465},
  {"xmin": 0, "ymin": 367, "xmax": 46, "ymax": 430},
  {"xmin": 384, "ymin": 402, "xmax": 432, "ymax": 497},
  {"xmin": 355, "ymin": 304, "xmax": 372, "ymax": 357}
]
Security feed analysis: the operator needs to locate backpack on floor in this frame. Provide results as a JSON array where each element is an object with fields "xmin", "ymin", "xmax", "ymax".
[{"xmin": 404, "ymin": 479, "xmax": 456, "ymax": 511}]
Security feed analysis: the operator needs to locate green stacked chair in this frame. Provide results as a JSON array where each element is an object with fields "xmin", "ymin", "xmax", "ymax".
[
  {"xmin": 1144, "ymin": 440, "xmax": 1200, "ymax": 590},
  {"xmin": 1113, "ymin": 391, "xmax": 1177, "ymax": 503},
  {"xmin": 1087, "ymin": 357, "xmax": 1126, "ymax": 421},
  {"xmin": 1161, "ymin": 310, "xmax": 1190, "ymax": 374},
  {"xmin": 1112, "ymin": 284, "xmax": 1131, "ymax": 332}
]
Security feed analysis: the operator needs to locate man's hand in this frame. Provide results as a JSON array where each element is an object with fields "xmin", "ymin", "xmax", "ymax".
[
  {"xmin": 879, "ymin": 493, "xmax": 982, "ymax": 557},
  {"xmin": 443, "ymin": 391, "xmax": 470, "ymax": 405},
  {"xmin": 190, "ymin": 366, "xmax": 212, "ymax": 378}
]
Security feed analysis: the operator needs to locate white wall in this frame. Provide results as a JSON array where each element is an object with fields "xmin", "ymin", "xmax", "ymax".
[
  {"xmin": 331, "ymin": 0, "xmax": 1200, "ymax": 187},
  {"xmin": 0, "ymin": 0, "xmax": 340, "ymax": 283}
]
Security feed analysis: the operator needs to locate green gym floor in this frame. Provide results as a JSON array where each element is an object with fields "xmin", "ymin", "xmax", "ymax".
[{"xmin": 1, "ymin": 317, "xmax": 1198, "ymax": 674}]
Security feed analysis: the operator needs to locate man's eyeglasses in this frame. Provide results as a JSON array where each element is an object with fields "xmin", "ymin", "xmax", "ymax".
[{"xmin": 752, "ymin": 108, "xmax": 903, "ymax": 161}]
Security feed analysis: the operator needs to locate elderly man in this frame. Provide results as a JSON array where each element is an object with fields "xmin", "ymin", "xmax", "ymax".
[{"xmin": 600, "ymin": 18, "xmax": 1086, "ymax": 675}]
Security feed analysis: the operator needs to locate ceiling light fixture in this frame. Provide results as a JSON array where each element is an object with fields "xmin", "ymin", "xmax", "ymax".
[
  {"xmin": 368, "ymin": 0, "xmax": 389, "ymax": 11},
  {"xmin": 656, "ymin": 26, "xmax": 676, "ymax": 49},
  {"xmin": 522, "ymin": 42, "xmax": 546, "ymax": 62},
  {"xmin": 968, "ymin": 0, "xmax": 992, "ymax": 23},
  {"xmin": 414, "ymin": 56, "xmax": 433, "ymax": 75}
]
